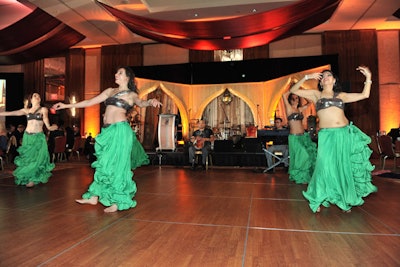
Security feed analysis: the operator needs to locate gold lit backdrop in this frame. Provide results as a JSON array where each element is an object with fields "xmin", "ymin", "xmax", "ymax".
[{"xmin": 134, "ymin": 65, "xmax": 329, "ymax": 142}]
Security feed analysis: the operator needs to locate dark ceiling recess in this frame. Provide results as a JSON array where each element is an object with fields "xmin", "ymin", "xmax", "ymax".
[
  {"xmin": 0, "ymin": 8, "xmax": 85, "ymax": 65},
  {"xmin": 131, "ymin": 55, "xmax": 339, "ymax": 85},
  {"xmin": 97, "ymin": 0, "xmax": 341, "ymax": 50}
]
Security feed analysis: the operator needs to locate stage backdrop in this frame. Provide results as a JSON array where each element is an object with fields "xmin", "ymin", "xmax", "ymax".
[{"xmin": 135, "ymin": 65, "xmax": 329, "ymax": 142}]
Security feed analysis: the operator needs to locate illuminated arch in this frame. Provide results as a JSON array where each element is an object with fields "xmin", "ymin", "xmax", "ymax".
[
  {"xmin": 195, "ymin": 88, "xmax": 258, "ymax": 125},
  {"xmin": 139, "ymin": 82, "xmax": 190, "ymax": 139}
]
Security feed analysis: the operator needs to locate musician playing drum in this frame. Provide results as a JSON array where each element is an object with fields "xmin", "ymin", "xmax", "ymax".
[{"xmin": 189, "ymin": 120, "xmax": 214, "ymax": 170}]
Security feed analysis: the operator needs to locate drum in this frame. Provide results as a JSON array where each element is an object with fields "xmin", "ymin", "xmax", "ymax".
[
  {"xmin": 220, "ymin": 128, "xmax": 231, "ymax": 140},
  {"xmin": 231, "ymin": 125, "xmax": 241, "ymax": 136}
]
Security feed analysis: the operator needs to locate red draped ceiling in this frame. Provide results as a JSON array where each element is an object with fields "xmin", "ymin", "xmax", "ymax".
[
  {"xmin": 0, "ymin": 8, "xmax": 85, "ymax": 65},
  {"xmin": 97, "ymin": 0, "xmax": 342, "ymax": 50}
]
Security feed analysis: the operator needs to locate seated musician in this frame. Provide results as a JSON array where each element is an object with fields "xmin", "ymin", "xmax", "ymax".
[
  {"xmin": 189, "ymin": 120, "xmax": 214, "ymax": 170},
  {"xmin": 265, "ymin": 117, "xmax": 289, "ymax": 173}
]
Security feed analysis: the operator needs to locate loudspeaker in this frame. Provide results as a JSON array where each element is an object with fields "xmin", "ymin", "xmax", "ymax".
[
  {"xmin": 214, "ymin": 140, "xmax": 233, "ymax": 152},
  {"xmin": 242, "ymin": 138, "xmax": 263, "ymax": 153}
]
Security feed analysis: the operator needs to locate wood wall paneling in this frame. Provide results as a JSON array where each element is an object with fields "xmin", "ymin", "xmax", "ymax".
[
  {"xmin": 189, "ymin": 50, "xmax": 214, "ymax": 63},
  {"xmin": 243, "ymin": 45, "xmax": 269, "ymax": 60},
  {"xmin": 323, "ymin": 30, "xmax": 379, "ymax": 135},
  {"xmin": 100, "ymin": 43, "xmax": 143, "ymax": 126},
  {"xmin": 377, "ymin": 30, "xmax": 400, "ymax": 132},
  {"xmin": 143, "ymin": 44, "xmax": 189, "ymax": 66},
  {"xmin": 65, "ymin": 48, "xmax": 85, "ymax": 129},
  {"xmin": 22, "ymin": 59, "xmax": 44, "ymax": 97},
  {"xmin": 269, "ymin": 35, "xmax": 322, "ymax": 58},
  {"xmin": 101, "ymin": 43, "xmax": 143, "ymax": 89}
]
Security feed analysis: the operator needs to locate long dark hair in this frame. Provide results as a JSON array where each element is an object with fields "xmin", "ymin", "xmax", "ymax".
[
  {"xmin": 24, "ymin": 93, "xmax": 42, "ymax": 109},
  {"xmin": 118, "ymin": 66, "xmax": 138, "ymax": 94},
  {"xmin": 288, "ymin": 93, "xmax": 304, "ymax": 108},
  {"xmin": 317, "ymin": 70, "xmax": 342, "ymax": 92}
]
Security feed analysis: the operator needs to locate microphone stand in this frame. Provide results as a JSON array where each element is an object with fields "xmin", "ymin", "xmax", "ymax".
[{"xmin": 220, "ymin": 103, "xmax": 230, "ymax": 140}]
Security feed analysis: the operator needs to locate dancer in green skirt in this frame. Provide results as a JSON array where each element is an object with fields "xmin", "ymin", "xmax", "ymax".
[
  {"xmin": 289, "ymin": 66, "xmax": 377, "ymax": 213},
  {"xmin": 0, "ymin": 93, "xmax": 57, "ymax": 187},
  {"xmin": 282, "ymin": 91, "xmax": 316, "ymax": 184},
  {"xmin": 53, "ymin": 66, "xmax": 161, "ymax": 213}
]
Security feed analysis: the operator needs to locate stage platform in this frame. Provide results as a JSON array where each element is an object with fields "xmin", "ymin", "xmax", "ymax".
[
  {"xmin": 146, "ymin": 150, "xmax": 266, "ymax": 167},
  {"xmin": 145, "ymin": 138, "xmax": 268, "ymax": 167}
]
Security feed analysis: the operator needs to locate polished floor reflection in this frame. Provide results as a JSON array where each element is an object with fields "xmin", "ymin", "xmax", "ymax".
[{"xmin": 0, "ymin": 160, "xmax": 399, "ymax": 266}]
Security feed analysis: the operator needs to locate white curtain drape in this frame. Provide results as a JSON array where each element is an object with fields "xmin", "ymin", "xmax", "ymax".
[{"xmin": 202, "ymin": 94, "xmax": 253, "ymax": 138}]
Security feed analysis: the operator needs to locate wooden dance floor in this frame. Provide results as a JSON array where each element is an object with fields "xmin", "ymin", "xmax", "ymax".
[{"xmin": 0, "ymin": 159, "xmax": 399, "ymax": 266}]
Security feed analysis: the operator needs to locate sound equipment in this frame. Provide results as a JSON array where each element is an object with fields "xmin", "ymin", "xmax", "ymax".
[
  {"xmin": 213, "ymin": 140, "xmax": 233, "ymax": 152},
  {"xmin": 257, "ymin": 129, "xmax": 289, "ymax": 144},
  {"xmin": 242, "ymin": 138, "xmax": 263, "ymax": 153}
]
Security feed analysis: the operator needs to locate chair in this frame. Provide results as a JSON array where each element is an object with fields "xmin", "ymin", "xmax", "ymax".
[
  {"xmin": 67, "ymin": 137, "xmax": 82, "ymax": 161},
  {"xmin": 368, "ymin": 135, "xmax": 381, "ymax": 159},
  {"xmin": 377, "ymin": 135, "xmax": 400, "ymax": 170},
  {"xmin": 262, "ymin": 147, "xmax": 289, "ymax": 173},
  {"xmin": 0, "ymin": 150, "xmax": 4, "ymax": 170},
  {"xmin": 5, "ymin": 135, "xmax": 17, "ymax": 165},
  {"xmin": 193, "ymin": 150, "xmax": 213, "ymax": 170},
  {"xmin": 0, "ymin": 135, "xmax": 10, "ymax": 170},
  {"xmin": 52, "ymin": 135, "xmax": 67, "ymax": 163},
  {"xmin": 395, "ymin": 140, "xmax": 400, "ymax": 153}
]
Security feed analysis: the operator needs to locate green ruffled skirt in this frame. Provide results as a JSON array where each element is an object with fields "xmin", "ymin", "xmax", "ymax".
[
  {"xmin": 303, "ymin": 123, "xmax": 377, "ymax": 212},
  {"xmin": 288, "ymin": 132, "xmax": 317, "ymax": 184},
  {"xmin": 82, "ymin": 121, "xmax": 149, "ymax": 210},
  {"xmin": 14, "ymin": 132, "xmax": 54, "ymax": 185}
]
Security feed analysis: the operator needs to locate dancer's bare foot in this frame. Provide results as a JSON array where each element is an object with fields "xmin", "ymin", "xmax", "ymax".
[
  {"xmin": 26, "ymin": 182, "xmax": 34, "ymax": 188},
  {"xmin": 316, "ymin": 206, "xmax": 321, "ymax": 213},
  {"xmin": 104, "ymin": 204, "xmax": 118, "ymax": 213},
  {"xmin": 342, "ymin": 209, "xmax": 352, "ymax": 213},
  {"xmin": 75, "ymin": 196, "xmax": 98, "ymax": 205}
]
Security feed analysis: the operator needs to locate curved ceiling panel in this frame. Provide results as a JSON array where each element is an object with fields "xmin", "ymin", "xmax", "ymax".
[
  {"xmin": 0, "ymin": 8, "xmax": 85, "ymax": 65},
  {"xmin": 97, "ymin": 0, "xmax": 341, "ymax": 50}
]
